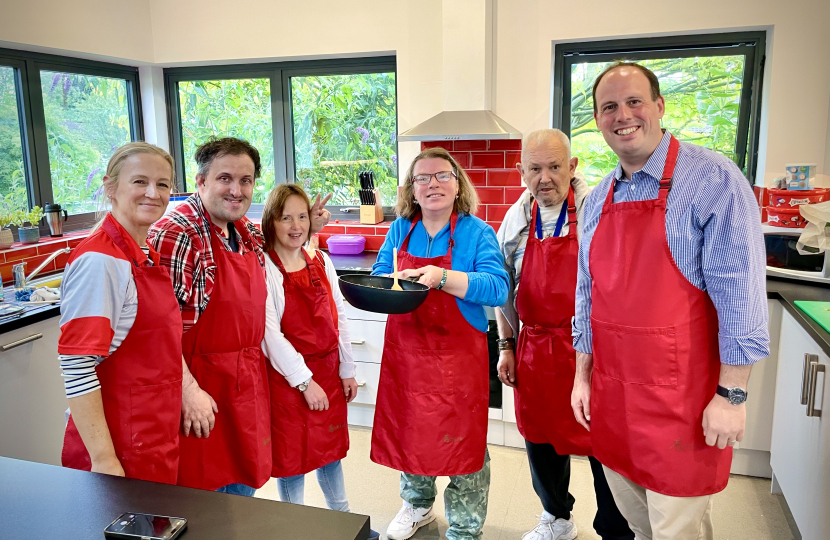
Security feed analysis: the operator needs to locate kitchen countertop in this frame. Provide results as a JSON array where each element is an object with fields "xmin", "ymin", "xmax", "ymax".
[
  {"xmin": 766, "ymin": 277, "xmax": 830, "ymax": 356},
  {"xmin": 0, "ymin": 456, "xmax": 370, "ymax": 540}
]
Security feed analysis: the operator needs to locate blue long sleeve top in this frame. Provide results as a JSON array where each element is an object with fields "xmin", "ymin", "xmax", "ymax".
[
  {"xmin": 572, "ymin": 131, "xmax": 770, "ymax": 365},
  {"xmin": 371, "ymin": 213, "xmax": 509, "ymax": 332}
]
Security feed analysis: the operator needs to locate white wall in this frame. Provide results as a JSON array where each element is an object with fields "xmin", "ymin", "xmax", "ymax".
[
  {"xmin": 0, "ymin": 0, "xmax": 155, "ymax": 63},
  {"xmin": 1, "ymin": 0, "xmax": 827, "ymax": 187},
  {"xmin": 494, "ymin": 0, "xmax": 830, "ymax": 186}
]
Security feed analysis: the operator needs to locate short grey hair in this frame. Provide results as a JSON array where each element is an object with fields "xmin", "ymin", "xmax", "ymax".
[{"xmin": 521, "ymin": 129, "xmax": 572, "ymax": 163}]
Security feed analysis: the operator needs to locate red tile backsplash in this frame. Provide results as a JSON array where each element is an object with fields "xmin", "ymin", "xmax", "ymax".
[
  {"xmin": 487, "ymin": 169, "xmax": 522, "ymax": 186},
  {"xmin": 486, "ymin": 204, "xmax": 512, "ymax": 222},
  {"xmin": 476, "ymin": 187, "xmax": 505, "ymax": 205},
  {"xmin": 421, "ymin": 141, "xmax": 453, "ymax": 151},
  {"xmin": 5, "ymin": 246, "xmax": 38, "ymax": 262},
  {"xmin": 505, "ymin": 187, "xmax": 526, "ymax": 203},
  {"xmin": 449, "ymin": 152, "xmax": 471, "ymax": 168},
  {"xmin": 488, "ymin": 139, "xmax": 522, "ymax": 151},
  {"xmin": 454, "ymin": 140, "xmax": 487, "ymax": 151},
  {"xmin": 505, "ymin": 151, "xmax": 521, "ymax": 168},
  {"xmin": 467, "ymin": 170, "xmax": 487, "ymax": 186},
  {"xmin": 470, "ymin": 152, "xmax": 505, "ymax": 169},
  {"xmin": 486, "ymin": 221, "xmax": 502, "ymax": 233}
]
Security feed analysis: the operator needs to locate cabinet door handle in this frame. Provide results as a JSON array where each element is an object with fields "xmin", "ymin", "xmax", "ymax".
[
  {"xmin": 807, "ymin": 361, "xmax": 825, "ymax": 418},
  {"xmin": 357, "ymin": 381, "xmax": 367, "ymax": 387},
  {"xmin": 350, "ymin": 340, "xmax": 365, "ymax": 345},
  {"xmin": 802, "ymin": 354, "xmax": 819, "ymax": 405},
  {"xmin": 1, "ymin": 333, "xmax": 43, "ymax": 351}
]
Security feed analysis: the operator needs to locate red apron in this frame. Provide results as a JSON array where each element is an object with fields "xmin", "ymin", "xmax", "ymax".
[
  {"xmin": 62, "ymin": 215, "xmax": 183, "ymax": 484},
  {"xmin": 267, "ymin": 248, "xmax": 349, "ymax": 478},
  {"xmin": 515, "ymin": 188, "xmax": 591, "ymax": 456},
  {"xmin": 177, "ymin": 220, "xmax": 272, "ymax": 491},
  {"xmin": 371, "ymin": 213, "xmax": 489, "ymax": 476},
  {"xmin": 588, "ymin": 135, "xmax": 731, "ymax": 497}
]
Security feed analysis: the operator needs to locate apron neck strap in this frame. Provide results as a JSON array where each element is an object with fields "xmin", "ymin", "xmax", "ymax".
[
  {"xmin": 605, "ymin": 134, "xmax": 680, "ymax": 205},
  {"xmin": 401, "ymin": 212, "xmax": 458, "ymax": 254},
  {"xmin": 268, "ymin": 247, "xmax": 321, "ymax": 286},
  {"xmin": 530, "ymin": 185, "xmax": 576, "ymax": 240},
  {"xmin": 101, "ymin": 215, "xmax": 146, "ymax": 268},
  {"xmin": 658, "ymin": 135, "xmax": 680, "ymax": 202}
]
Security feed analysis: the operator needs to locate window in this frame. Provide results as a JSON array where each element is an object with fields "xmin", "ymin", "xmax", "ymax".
[
  {"xmin": 40, "ymin": 71, "xmax": 133, "ymax": 214},
  {"xmin": 0, "ymin": 65, "xmax": 27, "ymax": 211},
  {"xmin": 0, "ymin": 48, "xmax": 142, "ymax": 228},
  {"xmin": 178, "ymin": 78, "xmax": 274, "ymax": 200},
  {"xmin": 553, "ymin": 32, "xmax": 765, "ymax": 185},
  {"xmin": 165, "ymin": 57, "xmax": 398, "ymax": 213},
  {"xmin": 291, "ymin": 72, "xmax": 397, "ymax": 207}
]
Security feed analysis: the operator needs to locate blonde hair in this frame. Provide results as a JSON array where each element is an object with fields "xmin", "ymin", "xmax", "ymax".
[
  {"xmin": 262, "ymin": 183, "xmax": 313, "ymax": 251},
  {"xmin": 95, "ymin": 142, "xmax": 175, "ymax": 223},
  {"xmin": 395, "ymin": 147, "xmax": 480, "ymax": 220}
]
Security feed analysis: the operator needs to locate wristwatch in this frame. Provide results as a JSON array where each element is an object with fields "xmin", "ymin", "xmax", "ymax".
[
  {"xmin": 716, "ymin": 385, "xmax": 748, "ymax": 405},
  {"xmin": 296, "ymin": 379, "xmax": 311, "ymax": 392},
  {"xmin": 497, "ymin": 337, "xmax": 515, "ymax": 352}
]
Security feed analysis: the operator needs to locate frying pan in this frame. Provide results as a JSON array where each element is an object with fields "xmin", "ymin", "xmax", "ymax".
[{"xmin": 338, "ymin": 274, "xmax": 430, "ymax": 314}]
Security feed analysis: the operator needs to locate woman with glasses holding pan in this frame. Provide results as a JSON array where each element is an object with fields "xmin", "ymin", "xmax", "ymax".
[{"xmin": 370, "ymin": 147, "xmax": 509, "ymax": 540}]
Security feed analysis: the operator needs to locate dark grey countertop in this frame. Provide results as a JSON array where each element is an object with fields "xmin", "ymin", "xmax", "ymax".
[
  {"xmin": 1, "ymin": 456, "xmax": 370, "ymax": 540},
  {"xmin": 766, "ymin": 277, "xmax": 830, "ymax": 356}
]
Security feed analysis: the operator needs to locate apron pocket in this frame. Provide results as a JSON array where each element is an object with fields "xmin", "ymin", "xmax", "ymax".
[
  {"xmin": 200, "ymin": 351, "xmax": 255, "ymax": 404},
  {"xmin": 130, "ymin": 380, "xmax": 182, "ymax": 452},
  {"xmin": 591, "ymin": 317, "xmax": 678, "ymax": 386},
  {"xmin": 386, "ymin": 343, "xmax": 454, "ymax": 395}
]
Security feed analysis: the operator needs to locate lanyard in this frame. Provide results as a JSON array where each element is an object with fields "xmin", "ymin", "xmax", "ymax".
[{"xmin": 535, "ymin": 200, "xmax": 568, "ymax": 240}]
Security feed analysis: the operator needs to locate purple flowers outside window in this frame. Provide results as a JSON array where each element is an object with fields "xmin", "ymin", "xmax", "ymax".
[
  {"xmin": 355, "ymin": 127, "xmax": 370, "ymax": 143},
  {"xmin": 391, "ymin": 154, "xmax": 397, "ymax": 166},
  {"xmin": 86, "ymin": 167, "xmax": 102, "ymax": 188},
  {"xmin": 49, "ymin": 73, "xmax": 62, "ymax": 93}
]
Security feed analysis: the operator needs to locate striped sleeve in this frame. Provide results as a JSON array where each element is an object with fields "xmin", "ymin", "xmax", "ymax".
[{"xmin": 58, "ymin": 354, "xmax": 103, "ymax": 398}]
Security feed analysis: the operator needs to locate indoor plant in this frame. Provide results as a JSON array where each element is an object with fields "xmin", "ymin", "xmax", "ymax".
[
  {"xmin": 18, "ymin": 206, "xmax": 44, "ymax": 245},
  {"xmin": 0, "ymin": 211, "xmax": 15, "ymax": 249}
]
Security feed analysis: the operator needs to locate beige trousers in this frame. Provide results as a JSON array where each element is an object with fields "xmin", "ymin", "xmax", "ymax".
[{"xmin": 603, "ymin": 466, "xmax": 714, "ymax": 540}]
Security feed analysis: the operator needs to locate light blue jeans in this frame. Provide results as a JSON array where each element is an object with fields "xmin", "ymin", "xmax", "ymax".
[
  {"xmin": 277, "ymin": 460, "xmax": 349, "ymax": 512},
  {"xmin": 216, "ymin": 483, "xmax": 257, "ymax": 497}
]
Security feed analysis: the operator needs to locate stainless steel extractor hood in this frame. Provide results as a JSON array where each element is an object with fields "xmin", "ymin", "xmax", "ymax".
[{"xmin": 398, "ymin": 110, "xmax": 521, "ymax": 142}]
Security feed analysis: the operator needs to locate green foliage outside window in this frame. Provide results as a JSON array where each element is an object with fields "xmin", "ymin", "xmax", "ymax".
[
  {"xmin": 292, "ymin": 73, "xmax": 397, "ymax": 206},
  {"xmin": 40, "ymin": 71, "xmax": 132, "ymax": 214},
  {"xmin": 570, "ymin": 55, "xmax": 746, "ymax": 185},
  {"xmin": 0, "ymin": 66, "xmax": 28, "ymax": 212},
  {"xmin": 178, "ymin": 79, "xmax": 275, "ymax": 202}
]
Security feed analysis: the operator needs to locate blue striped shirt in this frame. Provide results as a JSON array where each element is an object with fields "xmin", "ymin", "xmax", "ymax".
[{"xmin": 572, "ymin": 131, "xmax": 770, "ymax": 365}]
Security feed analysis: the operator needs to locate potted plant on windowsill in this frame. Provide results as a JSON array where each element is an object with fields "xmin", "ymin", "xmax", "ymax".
[
  {"xmin": 0, "ymin": 211, "xmax": 17, "ymax": 249},
  {"xmin": 18, "ymin": 206, "xmax": 44, "ymax": 245}
]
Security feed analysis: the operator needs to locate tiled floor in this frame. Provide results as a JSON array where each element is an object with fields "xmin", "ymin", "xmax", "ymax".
[{"xmin": 255, "ymin": 426, "xmax": 794, "ymax": 540}]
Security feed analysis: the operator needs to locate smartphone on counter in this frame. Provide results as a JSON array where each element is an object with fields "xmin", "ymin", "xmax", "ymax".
[{"xmin": 103, "ymin": 512, "xmax": 187, "ymax": 540}]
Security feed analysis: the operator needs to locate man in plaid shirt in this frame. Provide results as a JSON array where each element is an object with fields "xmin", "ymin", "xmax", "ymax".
[{"xmin": 148, "ymin": 137, "xmax": 330, "ymax": 495}]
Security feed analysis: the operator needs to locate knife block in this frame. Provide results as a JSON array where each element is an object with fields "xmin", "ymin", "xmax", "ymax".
[{"xmin": 360, "ymin": 189, "xmax": 384, "ymax": 224}]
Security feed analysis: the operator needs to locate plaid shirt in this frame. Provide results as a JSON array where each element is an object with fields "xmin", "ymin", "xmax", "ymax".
[{"xmin": 148, "ymin": 193, "xmax": 266, "ymax": 332}]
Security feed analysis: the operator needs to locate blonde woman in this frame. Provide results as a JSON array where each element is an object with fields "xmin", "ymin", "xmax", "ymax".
[
  {"xmin": 370, "ymin": 147, "xmax": 510, "ymax": 540},
  {"xmin": 59, "ymin": 142, "xmax": 183, "ymax": 484}
]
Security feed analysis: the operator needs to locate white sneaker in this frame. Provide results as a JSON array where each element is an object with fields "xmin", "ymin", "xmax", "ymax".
[
  {"xmin": 521, "ymin": 515, "xmax": 578, "ymax": 540},
  {"xmin": 386, "ymin": 502, "xmax": 435, "ymax": 540}
]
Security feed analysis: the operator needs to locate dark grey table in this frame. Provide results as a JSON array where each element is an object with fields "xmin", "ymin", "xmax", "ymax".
[{"xmin": 0, "ymin": 456, "xmax": 370, "ymax": 540}]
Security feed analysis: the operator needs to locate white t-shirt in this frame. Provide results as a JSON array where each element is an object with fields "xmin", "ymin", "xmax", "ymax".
[{"xmin": 261, "ymin": 249, "xmax": 356, "ymax": 387}]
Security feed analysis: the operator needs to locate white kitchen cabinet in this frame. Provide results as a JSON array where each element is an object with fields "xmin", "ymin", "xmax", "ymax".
[
  {"xmin": 770, "ymin": 309, "xmax": 829, "ymax": 540},
  {"xmin": 344, "ymin": 302, "xmax": 387, "ymax": 426},
  {"xmin": 0, "ymin": 316, "xmax": 67, "ymax": 466}
]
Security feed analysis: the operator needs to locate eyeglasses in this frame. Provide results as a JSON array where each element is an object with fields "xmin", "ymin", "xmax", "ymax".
[{"xmin": 412, "ymin": 171, "xmax": 457, "ymax": 185}]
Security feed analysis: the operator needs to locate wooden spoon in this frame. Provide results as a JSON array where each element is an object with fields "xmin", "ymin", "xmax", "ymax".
[{"xmin": 391, "ymin": 247, "xmax": 403, "ymax": 290}]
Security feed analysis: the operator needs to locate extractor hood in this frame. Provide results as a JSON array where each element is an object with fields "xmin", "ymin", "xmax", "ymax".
[{"xmin": 398, "ymin": 110, "xmax": 521, "ymax": 142}]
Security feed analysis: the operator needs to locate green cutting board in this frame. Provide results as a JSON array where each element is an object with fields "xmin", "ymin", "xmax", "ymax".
[{"xmin": 794, "ymin": 301, "xmax": 830, "ymax": 333}]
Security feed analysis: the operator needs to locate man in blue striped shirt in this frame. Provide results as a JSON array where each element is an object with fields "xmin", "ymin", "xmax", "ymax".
[{"xmin": 570, "ymin": 62, "xmax": 769, "ymax": 540}]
